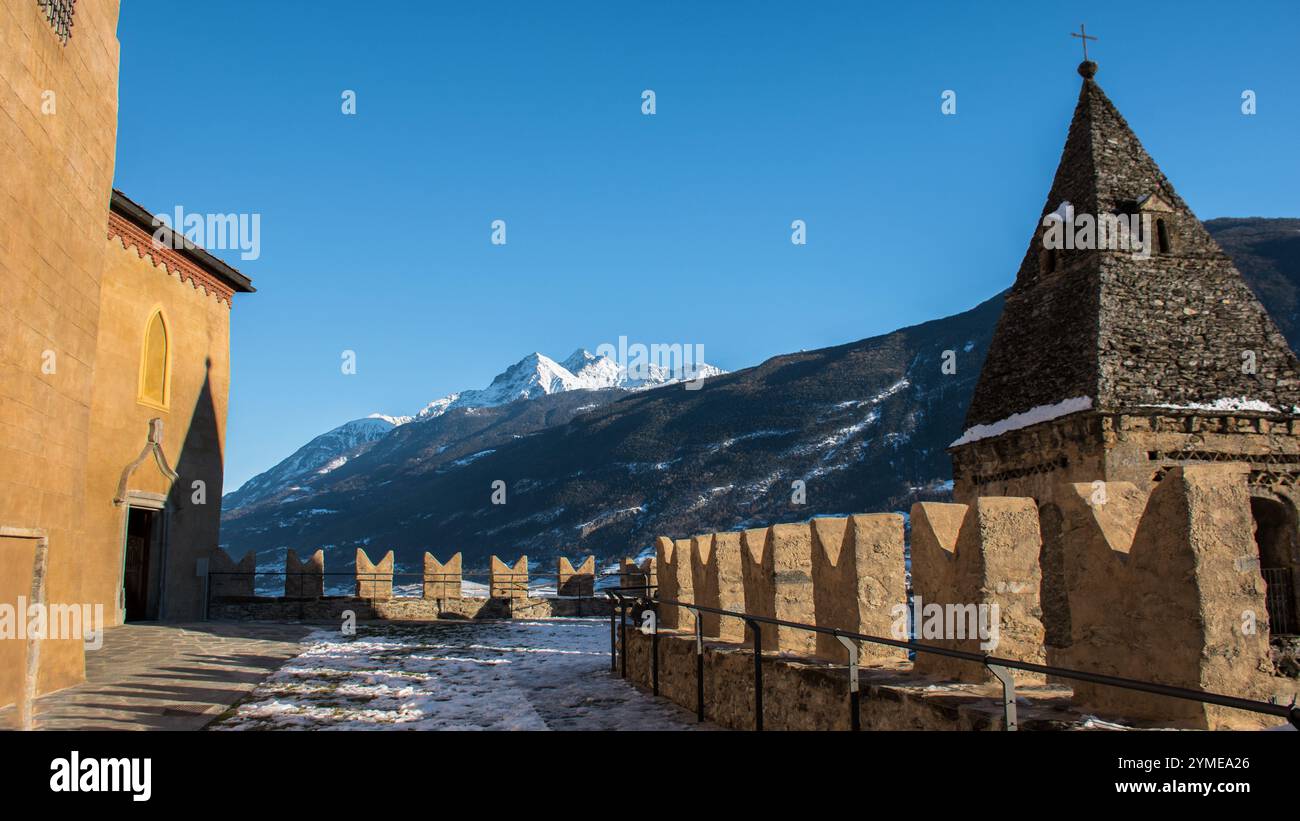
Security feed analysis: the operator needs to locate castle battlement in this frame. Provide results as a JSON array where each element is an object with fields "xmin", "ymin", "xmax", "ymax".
[{"xmin": 632, "ymin": 463, "xmax": 1296, "ymax": 728}]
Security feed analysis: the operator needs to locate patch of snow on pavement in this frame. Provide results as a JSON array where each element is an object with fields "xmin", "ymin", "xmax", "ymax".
[{"xmin": 210, "ymin": 619, "xmax": 705, "ymax": 731}]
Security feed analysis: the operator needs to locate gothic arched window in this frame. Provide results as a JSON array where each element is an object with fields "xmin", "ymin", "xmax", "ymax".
[{"xmin": 139, "ymin": 310, "xmax": 169, "ymax": 407}]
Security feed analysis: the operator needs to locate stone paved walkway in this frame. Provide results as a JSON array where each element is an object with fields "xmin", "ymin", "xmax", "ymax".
[{"xmin": 0, "ymin": 621, "xmax": 314, "ymax": 731}]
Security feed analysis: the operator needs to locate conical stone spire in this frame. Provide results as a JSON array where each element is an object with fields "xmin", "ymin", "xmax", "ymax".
[{"xmin": 962, "ymin": 63, "xmax": 1300, "ymax": 434}]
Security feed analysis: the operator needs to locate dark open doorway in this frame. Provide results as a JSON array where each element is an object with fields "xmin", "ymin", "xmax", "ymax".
[
  {"xmin": 1250, "ymin": 496, "xmax": 1299, "ymax": 635},
  {"xmin": 123, "ymin": 507, "xmax": 163, "ymax": 621}
]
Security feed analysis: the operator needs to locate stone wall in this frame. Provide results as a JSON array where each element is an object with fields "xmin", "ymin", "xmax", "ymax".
[
  {"xmin": 621, "ymin": 629, "xmax": 1093, "ymax": 731},
  {"xmin": 951, "ymin": 409, "xmax": 1300, "ymax": 505},
  {"xmin": 738, "ymin": 524, "xmax": 816, "ymax": 653},
  {"xmin": 644, "ymin": 517, "xmax": 909, "ymax": 658},
  {"xmin": 208, "ymin": 548, "xmax": 616, "ymax": 622},
  {"xmin": 641, "ymin": 557, "xmax": 657, "ymax": 589},
  {"xmin": 738, "ymin": 528, "xmax": 776, "ymax": 649},
  {"xmin": 0, "ymin": 0, "xmax": 123, "ymax": 707}
]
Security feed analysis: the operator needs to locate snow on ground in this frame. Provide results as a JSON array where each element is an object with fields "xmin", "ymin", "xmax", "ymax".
[{"xmin": 210, "ymin": 619, "xmax": 705, "ymax": 731}]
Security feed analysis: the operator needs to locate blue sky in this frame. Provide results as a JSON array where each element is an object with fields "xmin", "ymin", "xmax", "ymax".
[{"xmin": 112, "ymin": 1, "xmax": 1300, "ymax": 491}]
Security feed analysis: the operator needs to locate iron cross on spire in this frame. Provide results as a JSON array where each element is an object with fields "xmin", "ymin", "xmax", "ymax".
[{"xmin": 1071, "ymin": 24, "xmax": 1097, "ymax": 62}]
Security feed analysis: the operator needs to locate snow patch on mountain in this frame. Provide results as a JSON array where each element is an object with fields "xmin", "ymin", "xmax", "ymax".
[
  {"xmin": 415, "ymin": 348, "xmax": 724, "ymax": 420},
  {"xmin": 223, "ymin": 414, "xmax": 410, "ymax": 511},
  {"xmin": 416, "ymin": 393, "xmax": 461, "ymax": 420}
]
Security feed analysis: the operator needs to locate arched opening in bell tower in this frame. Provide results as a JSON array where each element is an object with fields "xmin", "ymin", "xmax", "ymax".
[{"xmin": 1250, "ymin": 495, "xmax": 1299, "ymax": 636}]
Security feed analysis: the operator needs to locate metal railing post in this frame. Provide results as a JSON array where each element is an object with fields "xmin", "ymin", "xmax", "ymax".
[
  {"xmin": 651, "ymin": 601, "xmax": 660, "ymax": 696},
  {"xmin": 745, "ymin": 617, "xmax": 763, "ymax": 731},
  {"xmin": 606, "ymin": 592, "xmax": 617, "ymax": 672},
  {"xmin": 619, "ymin": 598, "xmax": 628, "ymax": 678},
  {"xmin": 694, "ymin": 611, "xmax": 705, "ymax": 722},
  {"xmin": 987, "ymin": 663, "xmax": 1018, "ymax": 731},
  {"xmin": 836, "ymin": 635, "xmax": 861, "ymax": 731},
  {"xmin": 638, "ymin": 590, "xmax": 1297, "ymax": 731}
]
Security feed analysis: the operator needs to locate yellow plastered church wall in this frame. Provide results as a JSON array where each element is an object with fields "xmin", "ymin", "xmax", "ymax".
[
  {"xmin": 0, "ymin": 1, "xmax": 123, "ymax": 707},
  {"xmin": 82, "ymin": 238, "xmax": 234, "ymax": 624}
]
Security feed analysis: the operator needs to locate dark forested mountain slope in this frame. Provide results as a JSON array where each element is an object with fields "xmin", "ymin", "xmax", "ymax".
[{"xmin": 220, "ymin": 218, "xmax": 1299, "ymax": 572}]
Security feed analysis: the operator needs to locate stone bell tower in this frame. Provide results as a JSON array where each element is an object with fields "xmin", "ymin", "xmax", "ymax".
[
  {"xmin": 950, "ymin": 59, "xmax": 1300, "ymax": 505},
  {"xmin": 948, "ymin": 59, "xmax": 1300, "ymax": 639}
]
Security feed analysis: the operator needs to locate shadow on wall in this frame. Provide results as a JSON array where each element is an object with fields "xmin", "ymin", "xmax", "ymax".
[{"xmin": 163, "ymin": 359, "xmax": 223, "ymax": 620}]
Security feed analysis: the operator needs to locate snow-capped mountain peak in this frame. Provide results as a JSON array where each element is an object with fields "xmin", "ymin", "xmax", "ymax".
[
  {"xmin": 562, "ymin": 348, "xmax": 623, "ymax": 389},
  {"xmin": 560, "ymin": 347, "xmax": 725, "ymax": 390},
  {"xmin": 417, "ymin": 348, "xmax": 725, "ymax": 419},
  {"xmin": 225, "ymin": 347, "xmax": 726, "ymax": 509},
  {"xmin": 459, "ymin": 352, "xmax": 578, "ymax": 407}
]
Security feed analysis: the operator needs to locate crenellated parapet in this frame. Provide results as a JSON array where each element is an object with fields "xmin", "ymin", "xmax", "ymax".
[
  {"xmin": 810, "ymin": 515, "xmax": 908, "ymax": 665},
  {"xmin": 909, "ymin": 497, "xmax": 1045, "ymax": 685},
  {"xmin": 1053, "ymin": 465, "xmax": 1278, "ymax": 727},
  {"xmin": 619, "ymin": 557, "xmax": 650, "ymax": 591},
  {"xmin": 356, "ymin": 548, "xmax": 394, "ymax": 600},
  {"xmin": 209, "ymin": 547, "xmax": 255, "ymax": 598},
  {"xmin": 489, "ymin": 555, "xmax": 528, "ymax": 598},
  {"xmin": 558, "ymin": 555, "xmax": 596, "ymax": 597},
  {"xmin": 629, "ymin": 464, "xmax": 1293, "ymax": 728},
  {"xmin": 647, "ymin": 516, "xmax": 907, "ymax": 662},
  {"xmin": 423, "ymin": 552, "xmax": 462, "ymax": 599},
  {"xmin": 654, "ymin": 537, "xmax": 694, "ymax": 631},
  {"xmin": 284, "ymin": 549, "xmax": 324, "ymax": 598},
  {"xmin": 746, "ymin": 524, "xmax": 816, "ymax": 654},
  {"xmin": 691, "ymin": 532, "xmax": 745, "ymax": 642},
  {"xmin": 640, "ymin": 557, "xmax": 658, "ymax": 590}
]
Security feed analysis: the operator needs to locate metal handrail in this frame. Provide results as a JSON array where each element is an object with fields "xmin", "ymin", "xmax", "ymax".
[{"xmin": 606, "ymin": 586, "xmax": 1300, "ymax": 732}]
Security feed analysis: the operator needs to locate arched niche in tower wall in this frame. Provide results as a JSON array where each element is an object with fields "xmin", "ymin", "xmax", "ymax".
[{"xmin": 1248, "ymin": 493, "xmax": 1300, "ymax": 637}]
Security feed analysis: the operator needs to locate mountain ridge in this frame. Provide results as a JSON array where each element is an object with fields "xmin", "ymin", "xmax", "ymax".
[
  {"xmin": 220, "ymin": 218, "xmax": 1300, "ymax": 573},
  {"xmin": 224, "ymin": 347, "xmax": 724, "ymax": 511}
]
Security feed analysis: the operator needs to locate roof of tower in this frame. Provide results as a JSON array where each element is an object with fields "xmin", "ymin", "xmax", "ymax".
[{"xmin": 956, "ymin": 63, "xmax": 1300, "ymax": 443}]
